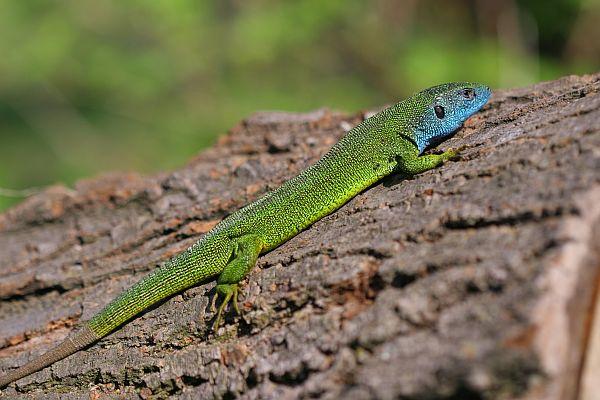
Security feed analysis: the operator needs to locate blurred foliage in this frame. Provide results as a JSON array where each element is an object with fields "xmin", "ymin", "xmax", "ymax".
[{"xmin": 1, "ymin": 0, "xmax": 598, "ymax": 211}]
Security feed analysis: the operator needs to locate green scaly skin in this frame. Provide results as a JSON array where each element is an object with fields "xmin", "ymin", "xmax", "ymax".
[{"xmin": 0, "ymin": 82, "xmax": 491, "ymax": 388}]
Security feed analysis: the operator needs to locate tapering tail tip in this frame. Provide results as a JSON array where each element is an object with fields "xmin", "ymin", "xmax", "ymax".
[{"xmin": 0, "ymin": 325, "xmax": 100, "ymax": 388}]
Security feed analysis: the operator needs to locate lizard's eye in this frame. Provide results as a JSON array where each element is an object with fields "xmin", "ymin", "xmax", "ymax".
[
  {"xmin": 434, "ymin": 105, "xmax": 445, "ymax": 119},
  {"xmin": 461, "ymin": 88, "xmax": 476, "ymax": 100}
]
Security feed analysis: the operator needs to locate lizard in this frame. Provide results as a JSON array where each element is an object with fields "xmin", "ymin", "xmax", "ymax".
[{"xmin": 0, "ymin": 82, "xmax": 491, "ymax": 388}]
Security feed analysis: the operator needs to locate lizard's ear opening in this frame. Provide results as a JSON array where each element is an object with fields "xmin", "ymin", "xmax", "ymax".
[{"xmin": 460, "ymin": 88, "xmax": 476, "ymax": 100}]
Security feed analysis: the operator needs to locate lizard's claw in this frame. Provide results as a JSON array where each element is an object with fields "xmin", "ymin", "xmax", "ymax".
[
  {"xmin": 210, "ymin": 290, "xmax": 219, "ymax": 313},
  {"xmin": 444, "ymin": 145, "xmax": 468, "ymax": 161},
  {"xmin": 232, "ymin": 287, "xmax": 241, "ymax": 315}
]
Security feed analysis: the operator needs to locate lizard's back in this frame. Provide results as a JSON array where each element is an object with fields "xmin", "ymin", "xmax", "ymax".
[{"xmin": 213, "ymin": 110, "xmax": 403, "ymax": 251}]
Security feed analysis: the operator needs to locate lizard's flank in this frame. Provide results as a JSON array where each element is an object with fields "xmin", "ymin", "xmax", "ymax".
[{"xmin": 0, "ymin": 82, "xmax": 490, "ymax": 388}]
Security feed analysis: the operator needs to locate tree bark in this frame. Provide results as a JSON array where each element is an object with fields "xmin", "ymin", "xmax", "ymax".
[{"xmin": 0, "ymin": 73, "xmax": 599, "ymax": 399}]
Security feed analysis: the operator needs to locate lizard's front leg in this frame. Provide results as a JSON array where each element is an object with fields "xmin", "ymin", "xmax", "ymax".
[
  {"xmin": 210, "ymin": 234, "xmax": 263, "ymax": 330},
  {"xmin": 395, "ymin": 141, "xmax": 461, "ymax": 175}
]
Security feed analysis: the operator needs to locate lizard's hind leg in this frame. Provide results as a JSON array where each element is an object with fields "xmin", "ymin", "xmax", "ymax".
[{"xmin": 210, "ymin": 234, "xmax": 263, "ymax": 330}]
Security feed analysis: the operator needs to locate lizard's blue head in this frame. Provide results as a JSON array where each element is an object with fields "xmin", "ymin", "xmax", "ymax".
[{"xmin": 413, "ymin": 82, "xmax": 491, "ymax": 153}]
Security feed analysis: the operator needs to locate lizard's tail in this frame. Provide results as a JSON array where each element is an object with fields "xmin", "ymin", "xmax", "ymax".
[
  {"xmin": 0, "ymin": 325, "xmax": 99, "ymax": 388},
  {"xmin": 86, "ymin": 239, "xmax": 229, "ymax": 337},
  {"xmin": 1, "ymin": 235, "xmax": 231, "ymax": 388}
]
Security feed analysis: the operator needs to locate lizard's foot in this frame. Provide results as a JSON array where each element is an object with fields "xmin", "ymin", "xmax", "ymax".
[{"xmin": 212, "ymin": 283, "xmax": 240, "ymax": 331}]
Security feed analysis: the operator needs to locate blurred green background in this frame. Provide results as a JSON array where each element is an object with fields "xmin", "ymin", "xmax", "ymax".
[{"xmin": 1, "ymin": 0, "xmax": 599, "ymax": 211}]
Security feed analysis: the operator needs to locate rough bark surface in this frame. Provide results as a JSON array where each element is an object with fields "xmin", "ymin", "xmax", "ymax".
[{"xmin": 0, "ymin": 74, "xmax": 599, "ymax": 400}]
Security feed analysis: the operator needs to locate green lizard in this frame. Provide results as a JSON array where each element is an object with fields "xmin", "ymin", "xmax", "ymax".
[{"xmin": 0, "ymin": 82, "xmax": 490, "ymax": 388}]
